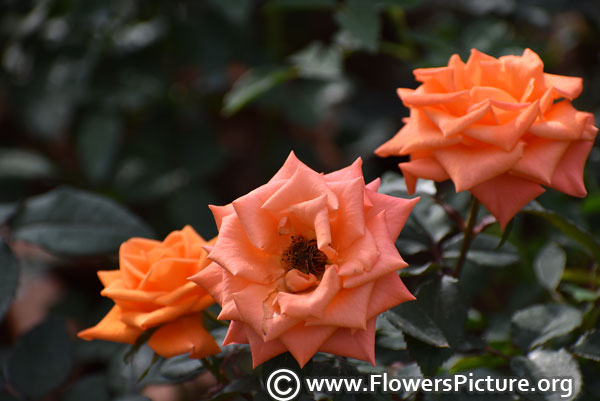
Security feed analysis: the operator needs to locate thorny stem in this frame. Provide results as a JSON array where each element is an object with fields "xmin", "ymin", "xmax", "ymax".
[{"xmin": 454, "ymin": 197, "xmax": 480, "ymax": 278}]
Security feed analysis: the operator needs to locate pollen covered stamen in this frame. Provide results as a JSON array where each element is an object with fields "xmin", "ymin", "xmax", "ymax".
[{"xmin": 281, "ymin": 235, "xmax": 328, "ymax": 276}]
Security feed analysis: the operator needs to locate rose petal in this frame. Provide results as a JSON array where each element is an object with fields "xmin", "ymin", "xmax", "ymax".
[
  {"xmin": 262, "ymin": 162, "xmax": 339, "ymax": 213},
  {"xmin": 263, "ymin": 313, "xmax": 301, "ymax": 343},
  {"xmin": 433, "ymin": 142, "xmax": 525, "ymax": 191},
  {"xmin": 268, "ymin": 151, "xmax": 304, "ymax": 183},
  {"xmin": 278, "ymin": 324, "xmax": 337, "ymax": 368},
  {"xmin": 498, "ymin": 49, "xmax": 544, "ymax": 99},
  {"xmin": 342, "ymin": 211, "xmax": 408, "ymax": 288},
  {"xmin": 97, "ymin": 270, "xmax": 121, "ymax": 287},
  {"xmin": 544, "ymin": 73, "xmax": 583, "ymax": 100},
  {"xmin": 423, "ymin": 100, "xmax": 490, "ymax": 137},
  {"xmin": 462, "ymin": 100, "xmax": 539, "ymax": 151},
  {"xmin": 464, "ymin": 48, "xmax": 499, "ymax": 88},
  {"xmin": 328, "ymin": 177, "xmax": 366, "ymax": 251},
  {"xmin": 414, "ymin": 66, "xmax": 456, "ymax": 91},
  {"xmin": 244, "ymin": 324, "xmax": 288, "ymax": 368},
  {"xmin": 324, "ymin": 157, "xmax": 363, "ymax": 182},
  {"xmin": 400, "ymin": 88, "xmax": 469, "ymax": 107},
  {"xmin": 365, "ymin": 177, "xmax": 380, "ymax": 192},
  {"xmin": 231, "ymin": 282, "xmax": 275, "ymax": 337},
  {"xmin": 510, "ymin": 138, "xmax": 570, "ymax": 185},
  {"xmin": 101, "ymin": 281, "xmax": 162, "ymax": 304},
  {"xmin": 367, "ymin": 273, "xmax": 415, "ymax": 319},
  {"xmin": 232, "ymin": 179, "xmax": 282, "ymax": 252},
  {"xmin": 446, "ymin": 53, "xmax": 466, "ymax": 90},
  {"xmin": 154, "ymin": 281, "xmax": 204, "ymax": 306},
  {"xmin": 376, "ymin": 109, "xmax": 462, "ymax": 156},
  {"xmin": 336, "ymin": 230, "xmax": 379, "ymax": 277},
  {"xmin": 549, "ymin": 140, "xmax": 595, "ymax": 197},
  {"xmin": 288, "ymin": 195, "xmax": 335, "ymax": 258},
  {"xmin": 365, "ymin": 189, "xmax": 419, "ymax": 240},
  {"xmin": 139, "ymin": 258, "xmax": 198, "ymax": 291},
  {"xmin": 78, "ymin": 306, "xmax": 142, "ymax": 344},
  {"xmin": 147, "ymin": 314, "xmax": 220, "ymax": 359},
  {"xmin": 305, "ymin": 281, "xmax": 374, "ymax": 330},
  {"xmin": 470, "ymin": 173, "xmax": 545, "ymax": 229},
  {"xmin": 398, "ymin": 157, "xmax": 450, "ymax": 194},
  {"xmin": 189, "ymin": 262, "xmax": 225, "ymax": 305},
  {"xmin": 277, "ymin": 266, "xmax": 340, "ymax": 319},
  {"xmin": 209, "ymin": 204, "xmax": 235, "ymax": 231},
  {"xmin": 319, "ymin": 317, "xmax": 377, "ymax": 366},
  {"xmin": 223, "ymin": 320, "xmax": 248, "ymax": 345},
  {"xmin": 530, "ymin": 101, "xmax": 591, "ymax": 140},
  {"xmin": 285, "ymin": 270, "xmax": 318, "ymax": 293},
  {"xmin": 120, "ymin": 239, "xmax": 157, "ymax": 287},
  {"xmin": 208, "ymin": 214, "xmax": 283, "ymax": 284},
  {"xmin": 120, "ymin": 298, "xmax": 197, "ymax": 330}
]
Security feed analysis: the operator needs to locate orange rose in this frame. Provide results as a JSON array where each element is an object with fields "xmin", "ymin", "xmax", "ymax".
[
  {"xmin": 190, "ymin": 152, "xmax": 418, "ymax": 367},
  {"xmin": 376, "ymin": 49, "xmax": 597, "ymax": 228},
  {"xmin": 78, "ymin": 226, "xmax": 220, "ymax": 359}
]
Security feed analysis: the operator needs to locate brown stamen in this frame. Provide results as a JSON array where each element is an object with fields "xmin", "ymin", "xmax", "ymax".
[{"xmin": 281, "ymin": 235, "xmax": 328, "ymax": 276}]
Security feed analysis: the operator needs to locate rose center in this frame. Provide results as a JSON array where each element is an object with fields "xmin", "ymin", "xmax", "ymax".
[{"xmin": 281, "ymin": 235, "xmax": 327, "ymax": 276}]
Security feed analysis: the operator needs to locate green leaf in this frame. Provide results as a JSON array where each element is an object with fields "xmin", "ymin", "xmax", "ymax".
[
  {"xmin": 7, "ymin": 317, "xmax": 73, "ymax": 399},
  {"xmin": 0, "ymin": 203, "xmax": 17, "ymax": 225},
  {"xmin": 443, "ymin": 233, "xmax": 520, "ymax": 267},
  {"xmin": 11, "ymin": 186, "xmax": 154, "ymax": 256},
  {"xmin": 384, "ymin": 303, "xmax": 449, "ymax": 348},
  {"xmin": 378, "ymin": 171, "xmax": 436, "ymax": 197},
  {"xmin": 375, "ymin": 0, "xmax": 422, "ymax": 8},
  {"xmin": 206, "ymin": 0, "xmax": 252, "ymax": 22},
  {"xmin": 524, "ymin": 204, "xmax": 600, "ymax": 261},
  {"xmin": 573, "ymin": 330, "xmax": 600, "ymax": 362},
  {"xmin": 406, "ymin": 276, "xmax": 468, "ymax": 375},
  {"xmin": 414, "ymin": 197, "xmax": 454, "ymax": 243},
  {"xmin": 335, "ymin": 0, "xmax": 381, "ymax": 51},
  {"xmin": 398, "ymin": 262, "xmax": 437, "ymax": 276},
  {"xmin": 289, "ymin": 42, "xmax": 343, "ymax": 80},
  {"xmin": 76, "ymin": 112, "xmax": 121, "ymax": 184},
  {"xmin": 534, "ymin": 242, "xmax": 566, "ymax": 291},
  {"xmin": 0, "ymin": 148, "xmax": 57, "ymax": 180},
  {"xmin": 268, "ymin": 0, "xmax": 336, "ymax": 9},
  {"xmin": 159, "ymin": 354, "xmax": 204, "ymax": 381},
  {"xmin": 560, "ymin": 283, "xmax": 600, "ymax": 303},
  {"xmin": 222, "ymin": 66, "xmax": 297, "ymax": 117},
  {"xmin": 0, "ymin": 240, "xmax": 19, "ymax": 321},
  {"xmin": 510, "ymin": 349, "xmax": 581, "ymax": 401},
  {"xmin": 108, "ymin": 345, "xmax": 164, "ymax": 394},
  {"xmin": 511, "ymin": 304, "xmax": 582, "ymax": 351},
  {"xmin": 64, "ymin": 374, "xmax": 109, "ymax": 401},
  {"xmin": 376, "ymin": 312, "xmax": 407, "ymax": 350}
]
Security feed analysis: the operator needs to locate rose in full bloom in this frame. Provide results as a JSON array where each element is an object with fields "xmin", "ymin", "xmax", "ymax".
[
  {"xmin": 190, "ymin": 152, "xmax": 418, "ymax": 368},
  {"xmin": 375, "ymin": 48, "xmax": 598, "ymax": 228},
  {"xmin": 78, "ymin": 226, "xmax": 220, "ymax": 359}
]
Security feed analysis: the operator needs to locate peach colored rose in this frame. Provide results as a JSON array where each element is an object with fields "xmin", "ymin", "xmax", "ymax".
[
  {"xmin": 190, "ymin": 152, "xmax": 418, "ymax": 368},
  {"xmin": 375, "ymin": 48, "xmax": 597, "ymax": 228},
  {"xmin": 78, "ymin": 226, "xmax": 220, "ymax": 359}
]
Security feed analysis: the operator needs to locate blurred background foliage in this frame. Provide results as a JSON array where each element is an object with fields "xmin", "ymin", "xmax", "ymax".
[{"xmin": 0, "ymin": 0, "xmax": 599, "ymax": 400}]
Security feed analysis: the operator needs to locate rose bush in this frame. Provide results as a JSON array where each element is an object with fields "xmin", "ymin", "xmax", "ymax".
[
  {"xmin": 190, "ymin": 152, "xmax": 418, "ymax": 367},
  {"xmin": 78, "ymin": 226, "xmax": 220, "ymax": 359},
  {"xmin": 375, "ymin": 48, "xmax": 598, "ymax": 228}
]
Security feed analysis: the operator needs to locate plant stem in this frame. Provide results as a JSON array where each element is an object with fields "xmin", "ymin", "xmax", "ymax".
[{"xmin": 455, "ymin": 196, "xmax": 480, "ymax": 278}]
